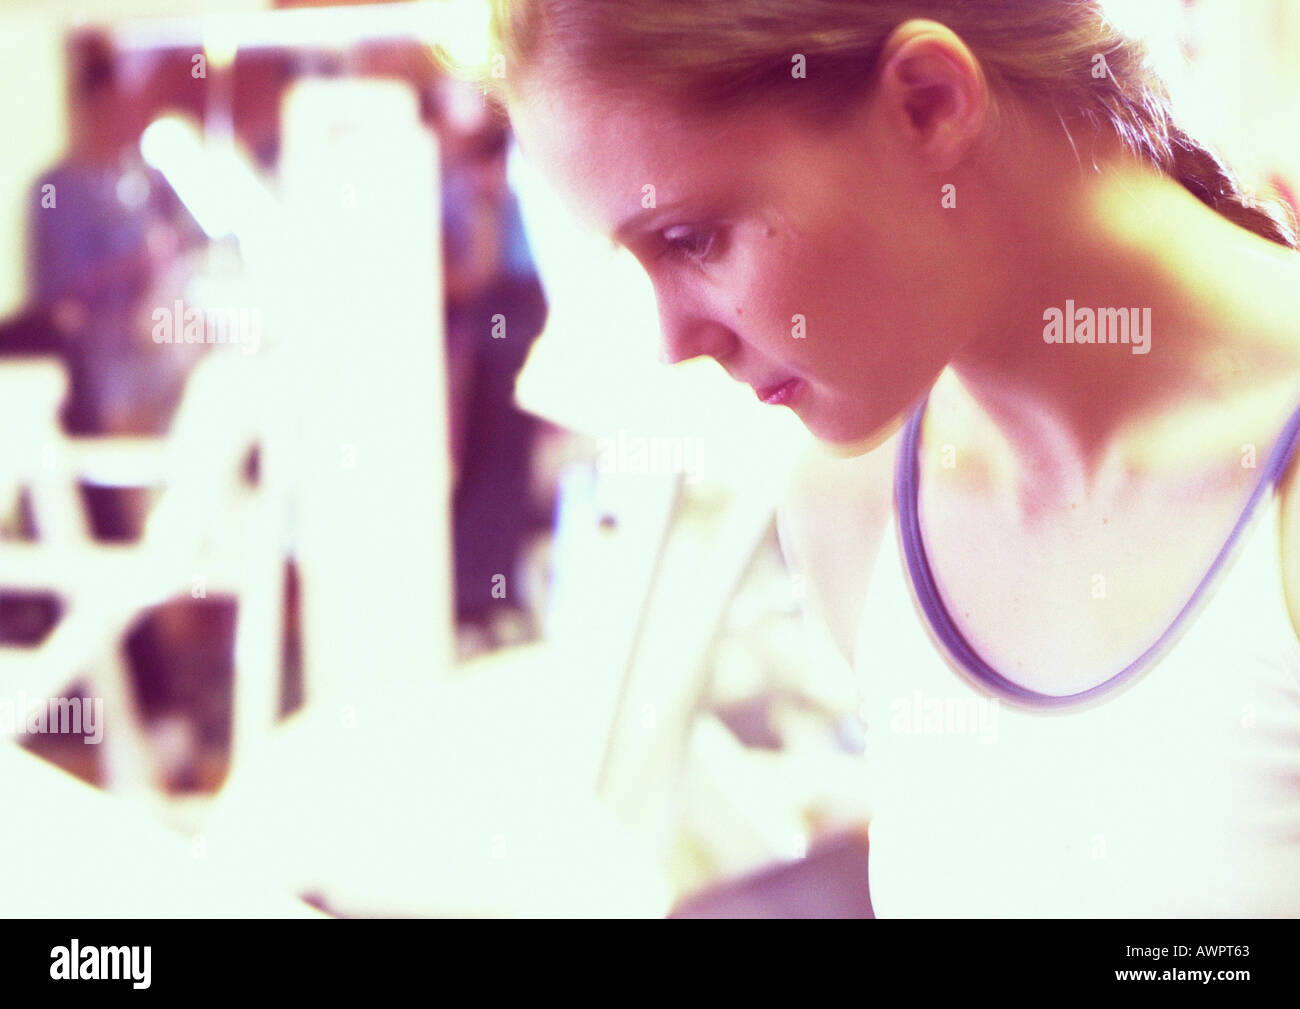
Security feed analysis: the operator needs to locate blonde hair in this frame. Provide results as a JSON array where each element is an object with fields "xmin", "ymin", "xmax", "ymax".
[{"xmin": 457, "ymin": 0, "xmax": 1297, "ymax": 249}]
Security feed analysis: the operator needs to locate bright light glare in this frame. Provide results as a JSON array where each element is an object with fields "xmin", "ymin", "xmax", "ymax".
[
  {"xmin": 424, "ymin": 0, "xmax": 495, "ymax": 72},
  {"xmin": 140, "ymin": 116, "xmax": 279, "ymax": 245},
  {"xmin": 202, "ymin": 16, "xmax": 239, "ymax": 71}
]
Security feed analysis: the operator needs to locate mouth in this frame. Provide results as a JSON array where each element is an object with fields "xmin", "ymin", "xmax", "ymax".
[{"xmin": 755, "ymin": 378, "xmax": 803, "ymax": 406}]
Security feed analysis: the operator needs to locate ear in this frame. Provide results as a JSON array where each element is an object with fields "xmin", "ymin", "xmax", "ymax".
[{"xmin": 875, "ymin": 19, "xmax": 989, "ymax": 172}]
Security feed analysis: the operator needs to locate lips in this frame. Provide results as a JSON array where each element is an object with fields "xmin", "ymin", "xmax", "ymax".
[{"xmin": 756, "ymin": 378, "xmax": 802, "ymax": 406}]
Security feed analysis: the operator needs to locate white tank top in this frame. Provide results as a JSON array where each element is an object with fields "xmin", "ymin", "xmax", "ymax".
[{"xmin": 852, "ymin": 404, "xmax": 1300, "ymax": 917}]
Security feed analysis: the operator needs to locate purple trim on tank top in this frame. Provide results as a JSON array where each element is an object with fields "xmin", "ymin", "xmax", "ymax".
[{"xmin": 896, "ymin": 393, "xmax": 1300, "ymax": 707}]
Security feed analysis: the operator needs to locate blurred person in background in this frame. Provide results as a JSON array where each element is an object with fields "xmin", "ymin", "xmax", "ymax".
[
  {"xmin": 26, "ymin": 32, "xmax": 203, "ymax": 440},
  {"xmin": 16, "ymin": 33, "xmax": 232, "ymax": 787},
  {"xmin": 464, "ymin": 0, "xmax": 1300, "ymax": 915},
  {"xmin": 428, "ymin": 75, "xmax": 549, "ymax": 651}
]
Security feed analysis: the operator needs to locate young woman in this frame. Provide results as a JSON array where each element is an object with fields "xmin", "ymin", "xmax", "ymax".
[{"xmin": 466, "ymin": 1, "xmax": 1300, "ymax": 915}]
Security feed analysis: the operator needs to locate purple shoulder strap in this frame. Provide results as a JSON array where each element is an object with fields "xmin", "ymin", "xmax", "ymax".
[{"xmin": 895, "ymin": 392, "xmax": 1300, "ymax": 707}]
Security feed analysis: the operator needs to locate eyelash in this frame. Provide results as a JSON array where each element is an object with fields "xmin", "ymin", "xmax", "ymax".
[{"xmin": 659, "ymin": 225, "xmax": 719, "ymax": 264}]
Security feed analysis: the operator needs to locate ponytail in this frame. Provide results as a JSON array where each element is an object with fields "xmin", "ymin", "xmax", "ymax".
[{"xmin": 1167, "ymin": 128, "xmax": 1298, "ymax": 249}]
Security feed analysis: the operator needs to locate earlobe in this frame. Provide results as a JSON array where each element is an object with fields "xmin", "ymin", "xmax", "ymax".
[{"xmin": 879, "ymin": 21, "xmax": 987, "ymax": 172}]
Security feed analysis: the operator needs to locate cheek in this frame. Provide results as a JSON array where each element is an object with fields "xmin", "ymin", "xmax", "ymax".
[
  {"xmin": 755, "ymin": 232, "xmax": 945, "ymax": 436},
  {"xmin": 723, "ymin": 213, "xmax": 923, "ymax": 384},
  {"xmin": 724, "ymin": 252, "xmax": 816, "ymax": 359},
  {"xmin": 772, "ymin": 232, "xmax": 899, "ymax": 372}
]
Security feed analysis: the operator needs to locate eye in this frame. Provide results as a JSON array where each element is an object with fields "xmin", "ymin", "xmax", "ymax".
[{"xmin": 659, "ymin": 224, "xmax": 718, "ymax": 264}]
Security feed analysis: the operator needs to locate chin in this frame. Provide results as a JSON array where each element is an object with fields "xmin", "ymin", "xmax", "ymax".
[{"xmin": 803, "ymin": 408, "xmax": 905, "ymax": 458}]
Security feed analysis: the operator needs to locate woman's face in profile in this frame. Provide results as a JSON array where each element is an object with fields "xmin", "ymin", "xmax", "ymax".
[{"xmin": 510, "ymin": 79, "xmax": 971, "ymax": 447}]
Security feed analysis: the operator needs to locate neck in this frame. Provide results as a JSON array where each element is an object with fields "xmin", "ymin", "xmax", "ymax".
[{"xmin": 948, "ymin": 150, "xmax": 1300, "ymax": 512}]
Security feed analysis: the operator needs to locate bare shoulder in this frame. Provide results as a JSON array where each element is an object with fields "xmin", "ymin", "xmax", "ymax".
[
  {"xmin": 777, "ymin": 434, "xmax": 898, "ymax": 665},
  {"xmin": 1242, "ymin": 316, "xmax": 1300, "ymax": 640},
  {"xmin": 1276, "ymin": 434, "xmax": 1300, "ymax": 644}
]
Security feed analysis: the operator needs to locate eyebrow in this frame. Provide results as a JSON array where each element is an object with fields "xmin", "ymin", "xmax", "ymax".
[{"xmin": 612, "ymin": 199, "xmax": 688, "ymax": 246}]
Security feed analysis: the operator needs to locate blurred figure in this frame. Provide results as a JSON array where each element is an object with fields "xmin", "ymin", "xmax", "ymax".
[
  {"xmin": 430, "ymin": 77, "xmax": 549, "ymax": 646},
  {"xmin": 15, "ymin": 33, "xmax": 220, "ymax": 789},
  {"xmin": 27, "ymin": 31, "xmax": 202, "ymax": 439}
]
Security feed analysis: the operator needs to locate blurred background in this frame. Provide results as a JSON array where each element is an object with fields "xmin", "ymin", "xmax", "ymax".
[{"xmin": 0, "ymin": 0, "xmax": 1296, "ymax": 917}]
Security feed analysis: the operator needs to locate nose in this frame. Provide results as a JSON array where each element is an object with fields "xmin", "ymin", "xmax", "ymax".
[{"xmin": 654, "ymin": 289, "xmax": 738, "ymax": 366}]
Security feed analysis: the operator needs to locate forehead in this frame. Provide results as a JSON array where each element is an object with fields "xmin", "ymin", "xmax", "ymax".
[{"xmin": 509, "ymin": 81, "xmax": 780, "ymax": 233}]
